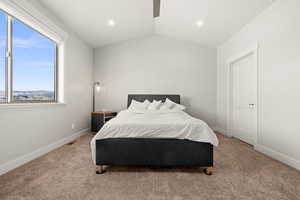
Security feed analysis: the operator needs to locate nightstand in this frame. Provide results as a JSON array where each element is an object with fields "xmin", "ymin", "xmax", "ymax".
[{"xmin": 91, "ymin": 111, "xmax": 117, "ymax": 132}]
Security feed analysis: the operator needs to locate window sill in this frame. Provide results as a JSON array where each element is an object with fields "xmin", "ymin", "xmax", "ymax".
[{"xmin": 0, "ymin": 102, "xmax": 66, "ymax": 110}]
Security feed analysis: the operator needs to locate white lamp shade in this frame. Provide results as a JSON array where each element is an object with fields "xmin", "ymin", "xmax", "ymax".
[{"xmin": 96, "ymin": 85, "xmax": 101, "ymax": 92}]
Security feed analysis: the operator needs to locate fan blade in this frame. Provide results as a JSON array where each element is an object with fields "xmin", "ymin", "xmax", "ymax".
[{"xmin": 153, "ymin": 0, "xmax": 160, "ymax": 18}]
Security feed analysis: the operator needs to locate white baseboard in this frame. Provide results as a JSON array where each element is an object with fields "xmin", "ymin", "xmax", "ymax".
[
  {"xmin": 212, "ymin": 127, "xmax": 300, "ymax": 171},
  {"xmin": 255, "ymin": 144, "xmax": 300, "ymax": 171},
  {"xmin": 0, "ymin": 128, "xmax": 90, "ymax": 176}
]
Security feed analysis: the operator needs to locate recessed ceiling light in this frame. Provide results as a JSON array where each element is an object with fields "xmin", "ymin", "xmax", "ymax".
[
  {"xmin": 196, "ymin": 20, "xmax": 204, "ymax": 27},
  {"xmin": 107, "ymin": 19, "xmax": 116, "ymax": 27}
]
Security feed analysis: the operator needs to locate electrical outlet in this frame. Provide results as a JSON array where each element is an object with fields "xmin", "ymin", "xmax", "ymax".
[{"xmin": 71, "ymin": 123, "xmax": 75, "ymax": 129}]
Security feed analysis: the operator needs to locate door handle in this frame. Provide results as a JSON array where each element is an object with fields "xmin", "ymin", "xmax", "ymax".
[{"xmin": 249, "ymin": 104, "xmax": 255, "ymax": 109}]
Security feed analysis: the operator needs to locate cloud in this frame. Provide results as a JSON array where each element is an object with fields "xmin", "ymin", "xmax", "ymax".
[
  {"xmin": 13, "ymin": 35, "xmax": 51, "ymax": 49},
  {"xmin": 0, "ymin": 34, "xmax": 52, "ymax": 49}
]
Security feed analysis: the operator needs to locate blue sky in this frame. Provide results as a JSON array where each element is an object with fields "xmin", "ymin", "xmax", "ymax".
[
  {"xmin": 0, "ymin": 10, "xmax": 55, "ymax": 92},
  {"xmin": 0, "ymin": 11, "xmax": 5, "ymax": 93}
]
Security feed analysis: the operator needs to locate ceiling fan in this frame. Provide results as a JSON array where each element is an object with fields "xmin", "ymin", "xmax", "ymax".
[{"xmin": 153, "ymin": 0, "xmax": 161, "ymax": 18}]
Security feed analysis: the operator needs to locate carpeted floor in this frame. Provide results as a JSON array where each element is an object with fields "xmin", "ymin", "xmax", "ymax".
[{"xmin": 0, "ymin": 132, "xmax": 299, "ymax": 200}]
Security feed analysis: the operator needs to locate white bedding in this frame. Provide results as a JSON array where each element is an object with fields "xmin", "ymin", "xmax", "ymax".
[{"xmin": 91, "ymin": 110, "xmax": 219, "ymax": 163}]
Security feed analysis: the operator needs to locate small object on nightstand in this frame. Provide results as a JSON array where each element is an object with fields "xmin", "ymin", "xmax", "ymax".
[{"xmin": 91, "ymin": 111, "xmax": 117, "ymax": 132}]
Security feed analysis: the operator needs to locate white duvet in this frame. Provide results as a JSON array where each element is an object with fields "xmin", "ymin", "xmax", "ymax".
[{"xmin": 91, "ymin": 110, "xmax": 219, "ymax": 163}]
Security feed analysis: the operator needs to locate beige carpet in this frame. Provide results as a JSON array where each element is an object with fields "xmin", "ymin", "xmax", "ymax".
[{"xmin": 0, "ymin": 133, "xmax": 299, "ymax": 200}]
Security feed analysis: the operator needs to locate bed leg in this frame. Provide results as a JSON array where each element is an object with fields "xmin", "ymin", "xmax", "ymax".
[
  {"xmin": 203, "ymin": 167, "xmax": 213, "ymax": 175},
  {"xmin": 96, "ymin": 165, "xmax": 104, "ymax": 174}
]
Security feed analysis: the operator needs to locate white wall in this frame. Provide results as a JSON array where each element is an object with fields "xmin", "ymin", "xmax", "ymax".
[
  {"xmin": 94, "ymin": 35, "xmax": 217, "ymax": 126},
  {"xmin": 217, "ymin": 0, "xmax": 300, "ymax": 169},
  {"xmin": 0, "ymin": 1, "xmax": 93, "ymax": 172}
]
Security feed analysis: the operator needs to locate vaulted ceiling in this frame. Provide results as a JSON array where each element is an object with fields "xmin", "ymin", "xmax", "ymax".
[{"xmin": 40, "ymin": 0, "xmax": 274, "ymax": 48}]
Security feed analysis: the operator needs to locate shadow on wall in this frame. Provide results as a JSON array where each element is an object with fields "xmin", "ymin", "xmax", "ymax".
[
  {"xmin": 182, "ymin": 96, "xmax": 196, "ymax": 117},
  {"xmin": 181, "ymin": 96, "xmax": 191, "ymax": 109},
  {"xmin": 182, "ymin": 96, "xmax": 215, "ymax": 127}
]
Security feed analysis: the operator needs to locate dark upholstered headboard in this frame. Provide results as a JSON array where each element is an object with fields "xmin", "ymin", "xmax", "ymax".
[{"xmin": 127, "ymin": 94, "xmax": 180, "ymax": 108}]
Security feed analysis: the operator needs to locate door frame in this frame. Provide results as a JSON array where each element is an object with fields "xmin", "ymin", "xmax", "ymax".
[{"xmin": 226, "ymin": 43, "xmax": 259, "ymax": 147}]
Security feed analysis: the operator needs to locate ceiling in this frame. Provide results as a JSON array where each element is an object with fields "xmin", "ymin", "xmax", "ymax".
[{"xmin": 40, "ymin": 0, "xmax": 274, "ymax": 48}]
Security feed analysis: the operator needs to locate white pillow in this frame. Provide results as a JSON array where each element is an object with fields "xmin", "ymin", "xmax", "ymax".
[
  {"xmin": 128, "ymin": 99, "xmax": 150, "ymax": 111},
  {"xmin": 160, "ymin": 98, "xmax": 176, "ymax": 110},
  {"xmin": 160, "ymin": 98, "xmax": 186, "ymax": 111},
  {"xmin": 148, "ymin": 100, "xmax": 162, "ymax": 110},
  {"xmin": 160, "ymin": 104, "xmax": 172, "ymax": 110}
]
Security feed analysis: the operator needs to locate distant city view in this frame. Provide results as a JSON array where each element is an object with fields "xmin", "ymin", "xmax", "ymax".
[
  {"xmin": 1, "ymin": 11, "xmax": 56, "ymax": 103},
  {"xmin": 0, "ymin": 90, "xmax": 54, "ymax": 101}
]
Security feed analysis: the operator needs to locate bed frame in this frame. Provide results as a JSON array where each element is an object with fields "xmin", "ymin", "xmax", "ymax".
[{"xmin": 95, "ymin": 94, "xmax": 214, "ymax": 175}]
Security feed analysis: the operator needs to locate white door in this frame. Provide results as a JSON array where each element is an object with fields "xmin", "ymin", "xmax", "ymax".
[{"xmin": 231, "ymin": 53, "xmax": 257, "ymax": 145}]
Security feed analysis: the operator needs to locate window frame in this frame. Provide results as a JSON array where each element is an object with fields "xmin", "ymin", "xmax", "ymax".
[{"xmin": 0, "ymin": 8, "xmax": 58, "ymax": 104}]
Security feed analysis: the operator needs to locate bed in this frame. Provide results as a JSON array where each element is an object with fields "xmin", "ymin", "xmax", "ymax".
[{"xmin": 91, "ymin": 94, "xmax": 218, "ymax": 175}]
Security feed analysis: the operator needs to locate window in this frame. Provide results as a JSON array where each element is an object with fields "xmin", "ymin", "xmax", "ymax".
[
  {"xmin": 0, "ymin": 11, "xmax": 5, "ymax": 103},
  {"xmin": 0, "ymin": 9, "xmax": 57, "ymax": 104}
]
